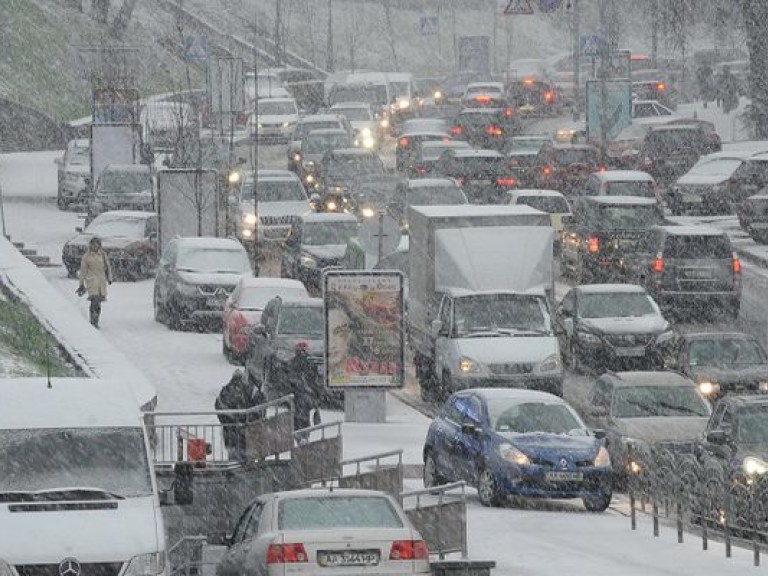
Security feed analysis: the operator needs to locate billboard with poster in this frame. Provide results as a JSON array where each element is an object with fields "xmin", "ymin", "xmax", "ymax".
[{"xmin": 324, "ymin": 271, "xmax": 405, "ymax": 389}]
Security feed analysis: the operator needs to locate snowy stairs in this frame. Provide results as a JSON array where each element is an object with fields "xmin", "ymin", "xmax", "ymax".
[{"xmin": 6, "ymin": 236, "xmax": 59, "ymax": 268}]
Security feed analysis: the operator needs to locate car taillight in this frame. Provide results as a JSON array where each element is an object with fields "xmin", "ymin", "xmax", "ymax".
[
  {"xmin": 652, "ymin": 256, "xmax": 664, "ymax": 273},
  {"xmin": 733, "ymin": 254, "xmax": 741, "ymax": 274},
  {"xmin": 642, "ymin": 157, "xmax": 654, "ymax": 170},
  {"xmin": 503, "ymin": 107, "xmax": 514, "ymax": 117},
  {"xmin": 451, "ymin": 125, "xmax": 463, "ymax": 136},
  {"xmin": 390, "ymin": 540, "xmax": 428, "ymax": 560},
  {"xmin": 496, "ymin": 176, "xmax": 517, "ymax": 187},
  {"xmin": 596, "ymin": 165, "xmax": 607, "ymax": 172},
  {"xmin": 267, "ymin": 543, "xmax": 308, "ymax": 564},
  {"xmin": 455, "ymin": 177, "xmax": 466, "ymax": 186},
  {"xmin": 656, "ymin": 82, "xmax": 666, "ymax": 92},
  {"xmin": 415, "ymin": 165, "xmax": 426, "ymax": 175},
  {"xmin": 474, "ymin": 95, "xmax": 492, "ymax": 104},
  {"xmin": 484, "ymin": 125, "xmax": 504, "ymax": 136},
  {"xmin": 398, "ymin": 136, "xmax": 410, "ymax": 148},
  {"xmin": 542, "ymin": 165, "xmax": 553, "ymax": 176},
  {"xmin": 544, "ymin": 91, "xmax": 554, "ymax": 103},
  {"xmin": 294, "ymin": 340, "xmax": 310, "ymax": 353},
  {"xmin": 587, "ymin": 236, "xmax": 599, "ymax": 253}
]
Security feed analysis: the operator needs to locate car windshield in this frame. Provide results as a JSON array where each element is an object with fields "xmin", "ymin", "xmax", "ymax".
[
  {"xmin": 333, "ymin": 107, "xmax": 371, "ymax": 122},
  {"xmin": 303, "ymin": 222, "xmax": 358, "ymax": 245},
  {"xmin": 304, "ymin": 133, "xmax": 350, "ymax": 154},
  {"xmin": 450, "ymin": 157, "xmax": 506, "ymax": 177},
  {"xmin": 508, "ymin": 137, "xmax": 549, "ymax": 152},
  {"xmin": 491, "ymin": 401, "xmax": 584, "ymax": 434},
  {"xmin": 279, "ymin": 496, "xmax": 403, "ymax": 530},
  {"xmin": 276, "ymin": 306, "xmax": 324, "ymax": 336},
  {"xmin": 177, "ymin": 247, "xmax": 250, "ymax": 274},
  {"xmin": 604, "ymin": 181, "xmax": 655, "ymax": 198},
  {"xmin": 389, "ymin": 81, "xmax": 410, "ymax": 98},
  {"xmin": 737, "ymin": 405, "xmax": 768, "ymax": 445},
  {"xmin": 688, "ymin": 338, "xmax": 767, "ymax": 367},
  {"xmin": 85, "ymin": 216, "xmax": 146, "ymax": 239},
  {"xmin": 553, "ymin": 149, "xmax": 599, "ymax": 166},
  {"xmin": 516, "ymin": 195, "xmax": 570, "ymax": 213},
  {"xmin": 689, "ymin": 158, "xmax": 742, "ymax": 177},
  {"xmin": 295, "ymin": 121, "xmax": 341, "ymax": 139},
  {"xmin": 646, "ymin": 130, "xmax": 703, "ymax": 154},
  {"xmin": 422, "ymin": 142, "xmax": 470, "ymax": 161},
  {"xmin": 242, "ymin": 180, "xmax": 307, "ymax": 202},
  {"xmin": 663, "ymin": 235, "xmax": 732, "ymax": 258},
  {"xmin": 330, "ymin": 85, "xmax": 387, "ymax": 106},
  {"xmin": 0, "ymin": 428, "xmax": 152, "ymax": 497},
  {"xmin": 408, "ymin": 186, "xmax": 467, "ymax": 206},
  {"xmin": 453, "ymin": 294, "xmax": 549, "ymax": 336},
  {"xmin": 67, "ymin": 145, "xmax": 89, "ymax": 165},
  {"xmin": 328, "ymin": 156, "xmax": 384, "ymax": 178},
  {"xmin": 579, "ymin": 292, "xmax": 655, "ymax": 318},
  {"xmin": 259, "ymin": 101, "xmax": 297, "ymax": 115},
  {"xmin": 593, "ymin": 204, "xmax": 663, "ymax": 229},
  {"xmin": 612, "ymin": 386, "xmax": 711, "ymax": 418},
  {"xmin": 238, "ymin": 286, "xmax": 307, "ymax": 310},
  {"xmin": 97, "ymin": 170, "xmax": 151, "ymax": 194}
]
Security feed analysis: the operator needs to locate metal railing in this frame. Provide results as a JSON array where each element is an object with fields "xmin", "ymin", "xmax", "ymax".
[
  {"xmin": 338, "ymin": 450, "xmax": 404, "ymax": 503},
  {"xmin": 627, "ymin": 444, "xmax": 768, "ymax": 566},
  {"xmin": 402, "ymin": 481, "xmax": 468, "ymax": 560}
]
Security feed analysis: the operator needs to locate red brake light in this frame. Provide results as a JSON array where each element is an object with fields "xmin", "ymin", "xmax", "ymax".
[
  {"xmin": 451, "ymin": 125, "xmax": 463, "ymax": 136},
  {"xmin": 390, "ymin": 540, "xmax": 428, "ymax": 560},
  {"xmin": 294, "ymin": 340, "xmax": 310, "ymax": 353},
  {"xmin": 733, "ymin": 255, "xmax": 741, "ymax": 274},
  {"xmin": 504, "ymin": 107, "xmax": 514, "ymax": 118},
  {"xmin": 496, "ymin": 176, "xmax": 517, "ymax": 187},
  {"xmin": 596, "ymin": 165, "xmax": 607, "ymax": 172},
  {"xmin": 543, "ymin": 165, "xmax": 553, "ymax": 176},
  {"xmin": 474, "ymin": 95, "xmax": 492, "ymax": 104},
  {"xmin": 652, "ymin": 256, "xmax": 664, "ymax": 273},
  {"xmin": 415, "ymin": 165, "xmax": 426, "ymax": 175},
  {"xmin": 544, "ymin": 91, "xmax": 554, "ymax": 103},
  {"xmin": 267, "ymin": 543, "xmax": 308, "ymax": 564},
  {"xmin": 587, "ymin": 236, "xmax": 600, "ymax": 253},
  {"xmin": 484, "ymin": 125, "xmax": 504, "ymax": 136},
  {"xmin": 522, "ymin": 77, "xmax": 535, "ymax": 86},
  {"xmin": 455, "ymin": 177, "xmax": 465, "ymax": 186},
  {"xmin": 656, "ymin": 82, "xmax": 666, "ymax": 92},
  {"xmin": 398, "ymin": 137, "xmax": 410, "ymax": 148}
]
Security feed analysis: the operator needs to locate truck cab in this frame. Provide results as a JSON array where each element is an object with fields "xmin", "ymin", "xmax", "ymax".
[
  {"xmin": 430, "ymin": 289, "xmax": 562, "ymax": 400},
  {"xmin": 0, "ymin": 378, "xmax": 166, "ymax": 575}
]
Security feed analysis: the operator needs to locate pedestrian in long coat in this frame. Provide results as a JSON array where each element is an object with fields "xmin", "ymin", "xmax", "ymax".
[{"xmin": 77, "ymin": 236, "xmax": 112, "ymax": 328}]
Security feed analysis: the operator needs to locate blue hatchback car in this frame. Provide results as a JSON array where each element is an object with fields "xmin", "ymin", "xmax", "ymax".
[{"xmin": 423, "ymin": 388, "xmax": 613, "ymax": 510}]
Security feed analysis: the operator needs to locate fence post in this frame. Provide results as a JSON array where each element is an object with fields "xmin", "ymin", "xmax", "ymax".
[
  {"xmin": 177, "ymin": 428, "xmax": 184, "ymax": 461},
  {"xmin": 630, "ymin": 492, "xmax": 636, "ymax": 530},
  {"xmin": 724, "ymin": 490, "xmax": 732, "ymax": 558},
  {"xmin": 652, "ymin": 501, "xmax": 659, "ymax": 537},
  {"xmin": 676, "ymin": 484, "xmax": 684, "ymax": 544}
]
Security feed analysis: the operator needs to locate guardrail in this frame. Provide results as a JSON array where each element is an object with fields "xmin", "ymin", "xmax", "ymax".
[
  {"xmin": 402, "ymin": 481, "xmax": 468, "ymax": 559},
  {"xmin": 338, "ymin": 450, "xmax": 404, "ymax": 503},
  {"xmin": 627, "ymin": 444, "xmax": 768, "ymax": 566}
]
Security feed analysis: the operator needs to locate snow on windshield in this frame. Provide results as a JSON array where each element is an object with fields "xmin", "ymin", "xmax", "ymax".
[
  {"xmin": 454, "ymin": 294, "xmax": 549, "ymax": 336},
  {"xmin": 612, "ymin": 386, "xmax": 710, "ymax": 419},
  {"xmin": 491, "ymin": 401, "xmax": 583, "ymax": 434},
  {"xmin": 241, "ymin": 180, "xmax": 307, "ymax": 202},
  {"xmin": 177, "ymin": 247, "xmax": 250, "ymax": 273},
  {"xmin": 86, "ymin": 216, "xmax": 146, "ymax": 238},
  {"xmin": 580, "ymin": 293, "xmax": 655, "ymax": 318},
  {"xmin": 303, "ymin": 222, "xmax": 358, "ymax": 245}
]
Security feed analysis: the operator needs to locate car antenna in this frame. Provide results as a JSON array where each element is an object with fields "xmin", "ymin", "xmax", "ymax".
[{"xmin": 45, "ymin": 346, "xmax": 52, "ymax": 389}]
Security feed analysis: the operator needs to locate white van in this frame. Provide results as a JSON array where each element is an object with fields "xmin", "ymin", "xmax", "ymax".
[{"xmin": 0, "ymin": 378, "xmax": 167, "ymax": 575}]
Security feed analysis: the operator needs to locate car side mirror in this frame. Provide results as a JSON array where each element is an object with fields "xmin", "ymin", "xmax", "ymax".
[
  {"xmin": 431, "ymin": 319, "xmax": 443, "ymax": 337},
  {"xmin": 592, "ymin": 428, "xmax": 606, "ymax": 440},
  {"xmin": 207, "ymin": 532, "xmax": 232, "ymax": 547},
  {"xmin": 561, "ymin": 215, "xmax": 574, "ymax": 226},
  {"xmin": 706, "ymin": 430, "xmax": 729, "ymax": 445},
  {"xmin": 461, "ymin": 422, "xmax": 481, "ymax": 436},
  {"xmin": 590, "ymin": 406, "xmax": 609, "ymax": 418},
  {"xmin": 75, "ymin": 227, "xmax": 83, "ymax": 233}
]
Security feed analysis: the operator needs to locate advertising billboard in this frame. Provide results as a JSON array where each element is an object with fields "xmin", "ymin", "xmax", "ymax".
[
  {"xmin": 324, "ymin": 271, "xmax": 405, "ymax": 389},
  {"xmin": 585, "ymin": 79, "xmax": 632, "ymax": 142}
]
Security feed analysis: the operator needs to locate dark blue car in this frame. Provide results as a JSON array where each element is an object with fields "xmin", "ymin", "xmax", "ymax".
[{"xmin": 423, "ymin": 388, "xmax": 613, "ymax": 510}]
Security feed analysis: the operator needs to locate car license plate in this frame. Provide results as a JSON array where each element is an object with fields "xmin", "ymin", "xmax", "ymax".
[
  {"xmin": 206, "ymin": 297, "xmax": 225, "ymax": 308},
  {"xmin": 682, "ymin": 193, "xmax": 703, "ymax": 204},
  {"xmin": 683, "ymin": 269, "xmax": 712, "ymax": 279},
  {"xmin": 615, "ymin": 347, "xmax": 646, "ymax": 357},
  {"xmin": 545, "ymin": 471, "xmax": 583, "ymax": 482},
  {"xmin": 751, "ymin": 222, "xmax": 768, "ymax": 230},
  {"xmin": 318, "ymin": 550, "xmax": 380, "ymax": 567}
]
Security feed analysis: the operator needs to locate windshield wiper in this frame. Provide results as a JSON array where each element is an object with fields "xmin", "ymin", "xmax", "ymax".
[
  {"xmin": 0, "ymin": 488, "xmax": 125, "ymax": 502},
  {"xmin": 496, "ymin": 327, "xmax": 550, "ymax": 336},
  {"xmin": 176, "ymin": 267, "xmax": 200, "ymax": 273},
  {"xmin": 655, "ymin": 402, "xmax": 705, "ymax": 417}
]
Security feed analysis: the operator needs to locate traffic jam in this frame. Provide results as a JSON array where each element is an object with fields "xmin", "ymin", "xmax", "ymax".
[{"xmin": 2, "ymin": 1, "xmax": 768, "ymax": 575}]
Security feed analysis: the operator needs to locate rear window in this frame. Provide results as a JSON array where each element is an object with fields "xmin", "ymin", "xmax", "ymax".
[
  {"xmin": 408, "ymin": 186, "xmax": 467, "ymax": 206},
  {"xmin": 662, "ymin": 235, "xmax": 731, "ymax": 259},
  {"xmin": 604, "ymin": 181, "xmax": 655, "ymax": 198},
  {"xmin": 279, "ymin": 496, "xmax": 403, "ymax": 530},
  {"xmin": 553, "ymin": 149, "xmax": 598, "ymax": 166},
  {"xmin": 516, "ymin": 195, "xmax": 570, "ymax": 213},
  {"xmin": 451, "ymin": 157, "xmax": 507, "ymax": 176},
  {"xmin": 591, "ymin": 204, "xmax": 664, "ymax": 230},
  {"xmin": 645, "ymin": 130, "xmax": 704, "ymax": 154}
]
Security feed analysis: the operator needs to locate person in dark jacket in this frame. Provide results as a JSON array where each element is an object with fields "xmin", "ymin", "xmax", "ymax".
[
  {"xmin": 284, "ymin": 343, "xmax": 321, "ymax": 443},
  {"xmin": 215, "ymin": 369, "xmax": 264, "ymax": 461}
]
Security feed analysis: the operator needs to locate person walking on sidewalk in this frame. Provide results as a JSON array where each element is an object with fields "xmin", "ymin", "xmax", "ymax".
[{"xmin": 76, "ymin": 236, "xmax": 112, "ymax": 328}]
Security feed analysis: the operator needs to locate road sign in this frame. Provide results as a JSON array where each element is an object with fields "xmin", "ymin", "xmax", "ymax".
[
  {"xmin": 359, "ymin": 213, "xmax": 400, "ymax": 264},
  {"xmin": 579, "ymin": 35, "xmax": 605, "ymax": 59},
  {"xmin": 501, "ymin": 0, "xmax": 534, "ymax": 15},
  {"xmin": 184, "ymin": 32, "xmax": 209, "ymax": 63},
  {"xmin": 586, "ymin": 80, "xmax": 632, "ymax": 142},
  {"xmin": 417, "ymin": 15, "xmax": 439, "ymax": 36},
  {"xmin": 539, "ymin": 0, "xmax": 562, "ymax": 12}
]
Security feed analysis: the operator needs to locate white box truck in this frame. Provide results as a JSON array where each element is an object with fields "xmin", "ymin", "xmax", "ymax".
[
  {"xmin": 408, "ymin": 205, "xmax": 562, "ymax": 401},
  {"xmin": 0, "ymin": 378, "xmax": 167, "ymax": 574}
]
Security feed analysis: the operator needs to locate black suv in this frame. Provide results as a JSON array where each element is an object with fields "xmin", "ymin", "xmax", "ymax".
[
  {"xmin": 244, "ymin": 296, "xmax": 343, "ymax": 408},
  {"xmin": 387, "ymin": 178, "xmax": 468, "ymax": 230},
  {"xmin": 561, "ymin": 196, "xmax": 664, "ymax": 283},
  {"xmin": 433, "ymin": 148, "xmax": 517, "ymax": 204},
  {"xmin": 451, "ymin": 107, "xmax": 517, "ymax": 151},
  {"xmin": 637, "ymin": 125, "xmax": 710, "ymax": 187},
  {"xmin": 153, "ymin": 237, "xmax": 253, "ymax": 330},
  {"xmin": 280, "ymin": 213, "xmax": 359, "ymax": 294},
  {"xmin": 736, "ymin": 192, "xmax": 768, "ymax": 244},
  {"xmin": 631, "ymin": 225, "xmax": 742, "ymax": 320}
]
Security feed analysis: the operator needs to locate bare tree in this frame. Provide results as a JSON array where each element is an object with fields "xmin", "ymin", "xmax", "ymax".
[{"xmin": 741, "ymin": 0, "xmax": 768, "ymax": 137}]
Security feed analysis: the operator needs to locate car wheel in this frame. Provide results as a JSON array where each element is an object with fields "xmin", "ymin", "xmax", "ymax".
[
  {"xmin": 423, "ymin": 451, "xmax": 447, "ymax": 489},
  {"xmin": 478, "ymin": 466, "xmax": 503, "ymax": 507},
  {"xmin": 57, "ymin": 194, "xmax": 68, "ymax": 210},
  {"xmin": 167, "ymin": 299, "xmax": 185, "ymax": 331},
  {"xmin": 583, "ymin": 489, "xmax": 612, "ymax": 512},
  {"xmin": 153, "ymin": 289, "xmax": 166, "ymax": 325}
]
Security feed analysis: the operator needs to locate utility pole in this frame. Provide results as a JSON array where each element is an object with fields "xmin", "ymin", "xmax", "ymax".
[
  {"xmin": 326, "ymin": 0, "xmax": 335, "ymax": 72},
  {"xmin": 274, "ymin": 0, "xmax": 283, "ymax": 67},
  {"xmin": 252, "ymin": 8, "xmax": 261, "ymax": 275},
  {"xmin": 572, "ymin": 0, "xmax": 581, "ymax": 120},
  {"xmin": 598, "ymin": 0, "xmax": 609, "ymax": 161},
  {"xmin": 651, "ymin": 0, "xmax": 658, "ymax": 68}
]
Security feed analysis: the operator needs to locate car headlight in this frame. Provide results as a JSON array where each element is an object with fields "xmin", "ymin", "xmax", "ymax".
[
  {"xmin": 293, "ymin": 153, "xmax": 301, "ymax": 162},
  {"xmin": 380, "ymin": 118, "xmax": 390, "ymax": 128},
  {"xmin": 697, "ymin": 381, "xmax": 720, "ymax": 397},
  {"xmin": 593, "ymin": 446, "xmax": 611, "ymax": 468},
  {"xmin": 499, "ymin": 443, "xmax": 530, "ymax": 466},
  {"xmin": 282, "ymin": 122, "xmax": 290, "ymax": 128},
  {"xmin": 362, "ymin": 137, "xmax": 376, "ymax": 149},
  {"xmin": 759, "ymin": 382, "xmax": 768, "ymax": 393},
  {"xmin": 123, "ymin": 552, "xmax": 166, "ymax": 576},
  {"xmin": 538, "ymin": 353, "xmax": 561, "ymax": 373},
  {"xmin": 241, "ymin": 229, "xmax": 253, "ymax": 238},
  {"xmin": 459, "ymin": 356, "xmax": 480, "ymax": 373},
  {"xmin": 305, "ymin": 174, "xmax": 315, "ymax": 184},
  {"xmin": 434, "ymin": 90, "xmax": 443, "ymax": 100},
  {"xmin": 656, "ymin": 329, "xmax": 675, "ymax": 345},
  {"xmin": 743, "ymin": 456, "xmax": 768, "ymax": 476},
  {"xmin": 361, "ymin": 207, "xmax": 375, "ymax": 218},
  {"xmin": 176, "ymin": 282, "xmax": 198, "ymax": 296},
  {"xmin": 243, "ymin": 212, "xmax": 257, "ymax": 225},
  {"xmin": 577, "ymin": 331, "xmax": 601, "ymax": 344},
  {"xmin": 398, "ymin": 98, "xmax": 410, "ymax": 109},
  {"xmin": 300, "ymin": 255, "xmax": 317, "ymax": 269},
  {"xmin": 361, "ymin": 127, "xmax": 372, "ymax": 137},
  {"xmin": 326, "ymin": 200, "xmax": 338, "ymax": 211},
  {"xmin": 228, "ymin": 171, "xmax": 241, "ymax": 185}
]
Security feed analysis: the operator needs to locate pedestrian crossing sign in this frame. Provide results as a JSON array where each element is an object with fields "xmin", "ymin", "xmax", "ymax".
[{"xmin": 502, "ymin": 0, "xmax": 534, "ymax": 15}]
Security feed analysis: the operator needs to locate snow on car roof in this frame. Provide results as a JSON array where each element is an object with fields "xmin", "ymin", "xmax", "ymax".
[
  {"xmin": 175, "ymin": 237, "xmax": 245, "ymax": 249},
  {"xmin": 682, "ymin": 331, "xmax": 756, "ymax": 341},
  {"xmin": 577, "ymin": 283, "xmax": 648, "ymax": 294},
  {"xmin": 306, "ymin": 128, "xmax": 348, "ymax": 136},
  {"xmin": 655, "ymin": 225, "xmax": 727, "ymax": 236},
  {"xmin": 412, "ymin": 204, "xmax": 544, "ymax": 218},
  {"xmin": 329, "ymin": 101, "xmax": 371, "ymax": 109},
  {"xmin": 96, "ymin": 210, "xmax": 156, "ymax": 219},
  {"xmin": 298, "ymin": 114, "xmax": 345, "ymax": 123},
  {"xmin": 276, "ymin": 296, "xmax": 323, "ymax": 307},
  {"xmin": 256, "ymin": 169, "xmax": 301, "ymax": 181},
  {"xmin": 461, "ymin": 388, "xmax": 566, "ymax": 404},
  {"xmin": 608, "ymin": 371, "xmax": 695, "ymax": 388},
  {"xmin": 587, "ymin": 196, "xmax": 658, "ymax": 206},
  {"xmin": 238, "ymin": 277, "xmax": 307, "ymax": 291},
  {"xmin": 0, "ymin": 378, "xmax": 143, "ymax": 429},
  {"xmin": 259, "ymin": 97, "xmax": 296, "ymax": 104},
  {"xmin": 407, "ymin": 178, "xmax": 457, "ymax": 188},
  {"xmin": 450, "ymin": 149, "xmax": 504, "ymax": 158},
  {"xmin": 103, "ymin": 164, "xmax": 150, "ymax": 173},
  {"xmin": 302, "ymin": 212, "xmax": 358, "ymax": 223},
  {"xmin": 270, "ymin": 487, "xmax": 400, "ymax": 501},
  {"xmin": 510, "ymin": 189, "xmax": 565, "ymax": 198},
  {"xmin": 594, "ymin": 170, "xmax": 654, "ymax": 182},
  {"xmin": 400, "ymin": 130, "xmax": 450, "ymax": 138}
]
